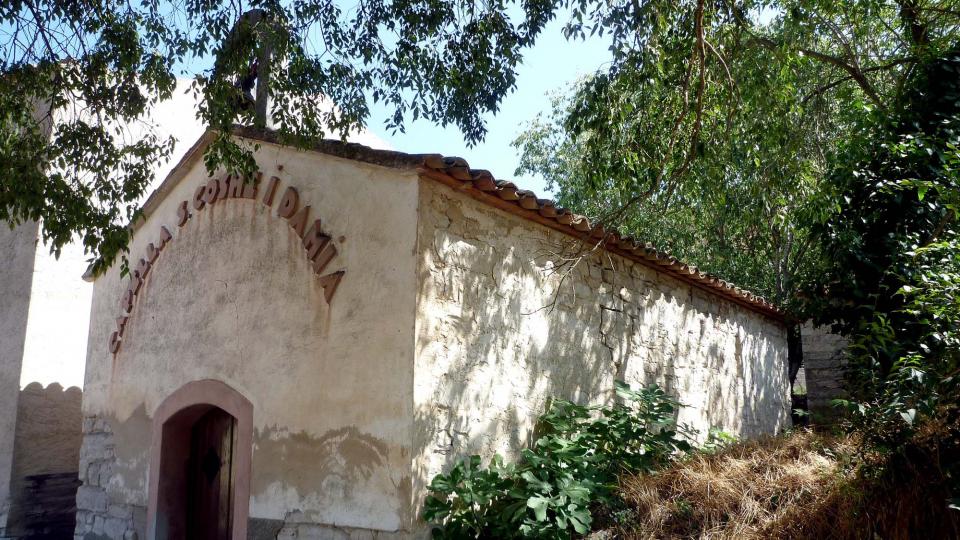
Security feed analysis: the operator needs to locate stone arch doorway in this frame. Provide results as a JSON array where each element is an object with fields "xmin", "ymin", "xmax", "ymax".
[{"xmin": 147, "ymin": 380, "xmax": 252, "ymax": 540}]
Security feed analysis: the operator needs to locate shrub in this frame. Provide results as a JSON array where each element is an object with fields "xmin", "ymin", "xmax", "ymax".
[
  {"xmin": 422, "ymin": 382, "xmax": 693, "ymax": 539},
  {"xmin": 801, "ymin": 50, "xmax": 960, "ymax": 510}
]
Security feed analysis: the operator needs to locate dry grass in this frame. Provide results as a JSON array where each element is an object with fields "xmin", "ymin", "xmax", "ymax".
[{"xmin": 606, "ymin": 428, "xmax": 960, "ymax": 540}]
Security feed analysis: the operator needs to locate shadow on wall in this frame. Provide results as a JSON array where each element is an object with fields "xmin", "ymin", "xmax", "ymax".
[
  {"xmin": 7, "ymin": 382, "xmax": 82, "ymax": 539},
  {"xmin": 412, "ymin": 184, "xmax": 790, "ymax": 505}
]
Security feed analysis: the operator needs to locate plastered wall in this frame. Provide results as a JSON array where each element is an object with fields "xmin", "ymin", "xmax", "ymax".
[
  {"xmin": 0, "ymin": 221, "xmax": 39, "ymax": 532},
  {"xmin": 78, "ymin": 139, "xmax": 421, "ymax": 538},
  {"xmin": 412, "ymin": 179, "xmax": 790, "ymax": 509}
]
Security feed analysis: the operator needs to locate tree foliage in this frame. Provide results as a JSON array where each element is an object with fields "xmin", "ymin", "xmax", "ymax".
[
  {"xmin": 514, "ymin": 1, "xmax": 960, "ymax": 302},
  {"xmin": 804, "ymin": 49, "xmax": 960, "ymax": 451},
  {"xmin": 0, "ymin": 0, "xmax": 559, "ymax": 271},
  {"xmin": 511, "ymin": 5, "xmax": 960, "ymax": 510},
  {"xmin": 4, "ymin": 0, "xmax": 959, "ymax": 279}
]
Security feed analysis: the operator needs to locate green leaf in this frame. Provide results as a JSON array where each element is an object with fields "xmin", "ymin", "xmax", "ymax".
[
  {"xmin": 527, "ymin": 496, "xmax": 550, "ymax": 522},
  {"xmin": 569, "ymin": 515, "xmax": 589, "ymax": 534}
]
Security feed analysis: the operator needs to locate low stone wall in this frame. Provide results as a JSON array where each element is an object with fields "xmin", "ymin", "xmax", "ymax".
[
  {"xmin": 5, "ymin": 383, "xmax": 83, "ymax": 538},
  {"xmin": 801, "ymin": 323, "xmax": 848, "ymax": 421}
]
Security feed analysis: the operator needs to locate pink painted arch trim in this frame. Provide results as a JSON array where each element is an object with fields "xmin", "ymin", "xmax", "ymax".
[{"xmin": 146, "ymin": 379, "xmax": 253, "ymax": 540}]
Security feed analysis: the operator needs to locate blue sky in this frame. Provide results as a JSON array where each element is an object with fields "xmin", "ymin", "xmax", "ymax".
[{"xmin": 364, "ymin": 12, "xmax": 611, "ymax": 197}]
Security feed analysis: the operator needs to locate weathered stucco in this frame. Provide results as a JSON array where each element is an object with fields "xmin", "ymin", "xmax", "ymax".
[
  {"xmin": 78, "ymin": 137, "xmax": 421, "ymax": 538},
  {"xmin": 412, "ymin": 178, "xmax": 790, "ymax": 511},
  {"xmin": 0, "ymin": 220, "xmax": 39, "ymax": 532}
]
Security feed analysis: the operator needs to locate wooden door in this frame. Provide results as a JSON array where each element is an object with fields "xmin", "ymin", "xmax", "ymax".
[{"xmin": 186, "ymin": 407, "xmax": 236, "ymax": 540}]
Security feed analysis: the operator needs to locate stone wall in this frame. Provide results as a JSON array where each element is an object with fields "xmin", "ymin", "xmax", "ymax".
[
  {"xmin": 801, "ymin": 323, "xmax": 848, "ymax": 421},
  {"xmin": 74, "ymin": 415, "xmax": 144, "ymax": 540},
  {"xmin": 412, "ymin": 179, "xmax": 791, "ymax": 512},
  {"xmin": 4, "ymin": 383, "xmax": 83, "ymax": 538}
]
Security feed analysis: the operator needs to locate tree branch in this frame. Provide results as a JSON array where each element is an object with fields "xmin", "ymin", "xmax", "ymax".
[
  {"xmin": 746, "ymin": 31, "xmax": 885, "ymax": 108},
  {"xmin": 797, "ymin": 47, "xmax": 883, "ymax": 107},
  {"xmin": 897, "ymin": 0, "xmax": 929, "ymax": 49},
  {"xmin": 802, "ymin": 57, "xmax": 916, "ymax": 104}
]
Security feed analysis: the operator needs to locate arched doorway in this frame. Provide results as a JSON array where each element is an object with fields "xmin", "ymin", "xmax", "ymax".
[
  {"xmin": 157, "ymin": 404, "xmax": 235, "ymax": 539},
  {"xmin": 147, "ymin": 380, "xmax": 252, "ymax": 540},
  {"xmin": 186, "ymin": 407, "xmax": 235, "ymax": 538}
]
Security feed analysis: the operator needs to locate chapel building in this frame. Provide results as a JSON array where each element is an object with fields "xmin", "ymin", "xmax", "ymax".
[{"xmin": 73, "ymin": 126, "xmax": 790, "ymax": 539}]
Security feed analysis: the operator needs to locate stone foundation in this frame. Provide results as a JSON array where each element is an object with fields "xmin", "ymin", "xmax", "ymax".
[
  {"xmin": 269, "ymin": 515, "xmax": 426, "ymax": 540},
  {"xmin": 74, "ymin": 415, "xmax": 143, "ymax": 540}
]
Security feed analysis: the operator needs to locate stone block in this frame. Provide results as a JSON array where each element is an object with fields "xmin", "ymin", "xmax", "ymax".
[
  {"xmin": 103, "ymin": 516, "xmax": 128, "ymax": 539},
  {"xmin": 107, "ymin": 504, "xmax": 132, "ymax": 520},
  {"xmin": 76, "ymin": 486, "xmax": 109, "ymax": 513},
  {"xmin": 557, "ymin": 291, "xmax": 576, "ymax": 309},
  {"xmin": 92, "ymin": 515, "xmax": 105, "ymax": 535},
  {"xmin": 84, "ymin": 462, "xmax": 99, "ymax": 486},
  {"xmin": 80, "ymin": 432, "xmax": 116, "ymax": 462},
  {"xmin": 573, "ymin": 281, "xmax": 592, "ymax": 299},
  {"xmin": 97, "ymin": 461, "xmax": 115, "ymax": 488}
]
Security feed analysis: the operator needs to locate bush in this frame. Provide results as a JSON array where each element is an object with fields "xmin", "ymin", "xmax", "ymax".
[
  {"xmin": 801, "ymin": 49, "xmax": 960, "ymax": 510},
  {"xmin": 837, "ymin": 235, "xmax": 960, "ymax": 450},
  {"xmin": 422, "ymin": 382, "xmax": 693, "ymax": 539}
]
